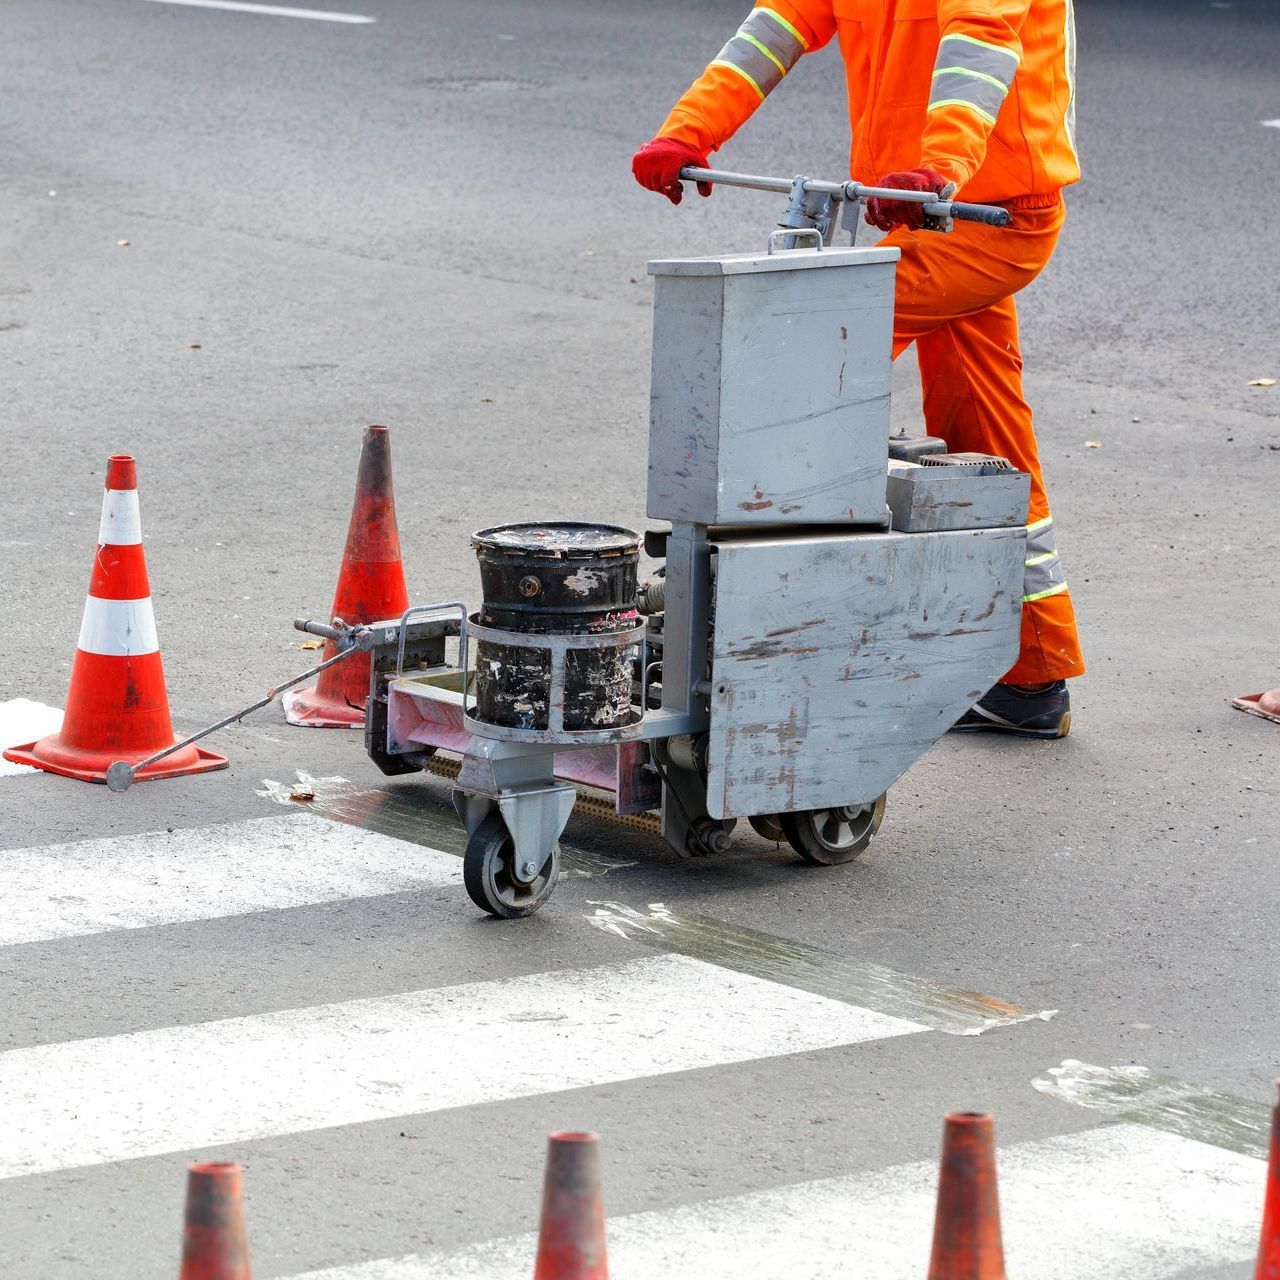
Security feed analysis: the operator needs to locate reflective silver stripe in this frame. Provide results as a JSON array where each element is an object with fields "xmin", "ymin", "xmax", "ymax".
[
  {"xmin": 930, "ymin": 69, "xmax": 1008, "ymax": 123},
  {"xmin": 935, "ymin": 33, "xmax": 1020, "ymax": 88},
  {"xmin": 715, "ymin": 34, "xmax": 786, "ymax": 98},
  {"xmin": 711, "ymin": 7, "xmax": 806, "ymax": 102},
  {"xmin": 1063, "ymin": 0, "xmax": 1079, "ymax": 159},
  {"xmin": 1026, "ymin": 516, "xmax": 1056, "ymax": 560},
  {"xmin": 741, "ymin": 8, "xmax": 806, "ymax": 69},
  {"xmin": 1023, "ymin": 517, "xmax": 1067, "ymax": 601}
]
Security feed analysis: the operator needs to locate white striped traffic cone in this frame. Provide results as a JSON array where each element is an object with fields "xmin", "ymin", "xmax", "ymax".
[{"xmin": 3, "ymin": 454, "xmax": 228, "ymax": 784}]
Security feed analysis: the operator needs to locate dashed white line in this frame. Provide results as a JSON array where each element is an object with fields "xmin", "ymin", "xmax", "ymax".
[
  {"xmin": 284, "ymin": 1124, "xmax": 1263, "ymax": 1280},
  {"xmin": 140, "ymin": 0, "xmax": 375, "ymax": 23},
  {"xmin": 0, "ymin": 953, "xmax": 925, "ymax": 1179},
  {"xmin": 1262, "ymin": 120, "xmax": 1280, "ymax": 129}
]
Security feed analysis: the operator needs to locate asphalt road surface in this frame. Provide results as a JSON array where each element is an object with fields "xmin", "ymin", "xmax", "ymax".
[{"xmin": 1, "ymin": 1, "xmax": 1278, "ymax": 1276}]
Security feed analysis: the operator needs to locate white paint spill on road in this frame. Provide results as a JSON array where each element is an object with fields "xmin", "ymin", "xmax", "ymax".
[
  {"xmin": 0, "ymin": 812, "xmax": 460, "ymax": 947},
  {"xmin": 0, "ymin": 953, "xmax": 925, "ymax": 1179},
  {"xmin": 284, "ymin": 1123, "xmax": 1263, "ymax": 1280},
  {"xmin": 140, "ymin": 0, "xmax": 375, "ymax": 21},
  {"xmin": 0, "ymin": 699, "xmax": 63, "ymax": 777},
  {"xmin": 588, "ymin": 901, "xmax": 1056, "ymax": 1036},
  {"xmin": 1033, "ymin": 1059, "xmax": 1270, "ymax": 1157}
]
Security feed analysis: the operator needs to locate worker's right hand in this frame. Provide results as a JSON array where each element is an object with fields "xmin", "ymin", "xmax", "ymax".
[{"xmin": 632, "ymin": 137, "xmax": 712, "ymax": 205}]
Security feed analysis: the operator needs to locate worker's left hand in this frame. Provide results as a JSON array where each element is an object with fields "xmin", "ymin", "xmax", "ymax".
[{"xmin": 864, "ymin": 168, "xmax": 952, "ymax": 232}]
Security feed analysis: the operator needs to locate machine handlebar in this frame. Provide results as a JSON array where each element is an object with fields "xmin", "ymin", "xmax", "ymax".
[{"xmin": 678, "ymin": 166, "xmax": 1013, "ymax": 230}]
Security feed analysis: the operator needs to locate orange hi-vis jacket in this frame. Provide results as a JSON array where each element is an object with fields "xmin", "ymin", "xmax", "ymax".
[{"xmin": 658, "ymin": 0, "xmax": 1080, "ymax": 204}]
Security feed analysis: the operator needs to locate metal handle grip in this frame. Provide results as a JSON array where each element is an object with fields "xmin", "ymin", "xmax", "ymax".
[
  {"xmin": 293, "ymin": 618, "xmax": 347, "ymax": 643},
  {"xmin": 928, "ymin": 200, "xmax": 1013, "ymax": 228},
  {"xmin": 767, "ymin": 227, "xmax": 822, "ymax": 254}
]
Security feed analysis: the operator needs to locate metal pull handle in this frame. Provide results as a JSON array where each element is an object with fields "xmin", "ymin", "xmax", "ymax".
[
  {"xmin": 767, "ymin": 227, "xmax": 823, "ymax": 254},
  {"xmin": 293, "ymin": 618, "xmax": 347, "ymax": 644},
  {"xmin": 924, "ymin": 200, "xmax": 1012, "ymax": 228}
]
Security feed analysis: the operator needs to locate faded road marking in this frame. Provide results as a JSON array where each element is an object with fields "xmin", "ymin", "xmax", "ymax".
[
  {"xmin": 282, "ymin": 1124, "xmax": 1262, "ymax": 1279},
  {"xmin": 0, "ymin": 953, "xmax": 924, "ymax": 1179},
  {"xmin": 257, "ymin": 771, "xmax": 635, "ymax": 879},
  {"xmin": 1033, "ymin": 1059, "xmax": 1270, "ymax": 1158},
  {"xmin": 0, "ymin": 812, "xmax": 460, "ymax": 948},
  {"xmin": 140, "ymin": 0, "xmax": 374, "ymax": 22},
  {"xmin": 588, "ymin": 901, "xmax": 1055, "ymax": 1036}
]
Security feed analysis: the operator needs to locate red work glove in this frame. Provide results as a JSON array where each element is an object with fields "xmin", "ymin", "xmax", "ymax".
[
  {"xmin": 632, "ymin": 137, "xmax": 712, "ymax": 206},
  {"xmin": 864, "ymin": 168, "xmax": 950, "ymax": 232}
]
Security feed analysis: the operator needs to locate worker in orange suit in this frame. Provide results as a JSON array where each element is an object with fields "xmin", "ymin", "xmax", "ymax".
[{"xmin": 632, "ymin": 0, "xmax": 1084, "ymax": 738}]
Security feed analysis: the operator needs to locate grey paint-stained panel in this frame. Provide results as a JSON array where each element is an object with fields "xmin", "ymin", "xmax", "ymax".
[
  {"xmin": 705, "ymin": 527, "xmax": 1025, "ymax": 820},
  {"xmin": 647, "ymin": 248, "xmax": 895, "ymax": 527}
]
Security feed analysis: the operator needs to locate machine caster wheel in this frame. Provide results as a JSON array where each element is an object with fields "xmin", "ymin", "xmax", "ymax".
[
  {"xmin": 748, "ymin": 813, "xmax": 786, "ymax": 843},
  {"xmin": 779, "ymin": 794, "xmax": 886, "ymax": 866},
  {"xmin": 462, "ymin": 813, "xmax": 560, "ymax": 918}
]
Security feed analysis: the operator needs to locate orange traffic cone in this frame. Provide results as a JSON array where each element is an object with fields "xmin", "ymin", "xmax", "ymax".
[
  {"xmin": 283, "ymin": 425, "xmax": 408, "ymax": 728},
  {"xmin": 1256, "ymin": 1081, "xmax": 1280, "ymax": 1279},
  {"xmin": 533, "ymin": 1132, "xmax": 609, "ymax": 1280},
  {"xmin": 927, "ymin": 1113, "xmax": 1007, "ymax": 1280},
  {"xmin": 179, "ymin": 1161, "xmax": 251, "ymax": 1280},
  {"xmin": 3, "ymin": 455, "xmax": 227, "ymax": 784}
]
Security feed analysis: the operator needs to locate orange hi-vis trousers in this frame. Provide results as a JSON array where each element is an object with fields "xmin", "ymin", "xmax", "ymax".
[{"xmin": 887, "ymin": 192, "xmax": 1084, "ymax": 684}]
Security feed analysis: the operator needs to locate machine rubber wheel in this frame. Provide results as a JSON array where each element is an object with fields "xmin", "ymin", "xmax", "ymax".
[
  {"xmin": 748, "ymin": 813, "xmax": 786, "ymax": 843},
  {"xmin": 779, "ymin": 794, "xmax": 887, "ymax": 866},
  {"xmin": 462, "ymin": 813, "xmax": 560, "ymax": 918}
]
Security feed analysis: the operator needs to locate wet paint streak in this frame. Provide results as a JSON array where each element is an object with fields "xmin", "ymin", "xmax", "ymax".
[
  {"xmin": 1032, "ymin": 1059, "xmax": 1270, "ymax": 1158},
  {"xmin": 256, "ymin": 772, "xmax": 634, "ymax": 879},
  {"xmin": 587, "ymin": 902, "xmax": 1055, "ymax": 1036}
]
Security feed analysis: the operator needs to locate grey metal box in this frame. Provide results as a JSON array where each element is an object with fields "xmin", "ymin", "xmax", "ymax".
[
  {"xmin": 886, "ymin": 461, "xmax": 1031, "ymax": 532},
  {"xmin": 704, "ymin": 525, "xmax": 1025, "ymax": 820},
  {"xmin": 647, "ymin": 246, "xmax": 899, "ymax": 527}
]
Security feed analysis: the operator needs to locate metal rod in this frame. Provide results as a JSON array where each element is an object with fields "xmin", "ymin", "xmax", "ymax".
[
  {"xmin": 679, "ymin": 167, "xmax": 1012, "ymax": 228},
  {"xmin": 105, "ymin": 643, "xmax": 365, "ymax": 792}
]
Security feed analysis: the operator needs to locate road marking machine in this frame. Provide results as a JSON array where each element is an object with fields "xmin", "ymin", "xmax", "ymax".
[{"xmin": 108, "ymin": 170, "xmax": 1032, "ymax": 921}]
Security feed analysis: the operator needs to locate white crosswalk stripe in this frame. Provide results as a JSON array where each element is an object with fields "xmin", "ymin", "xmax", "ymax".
[
  {"xmin": 0, "ymin": 952, "xmax": 925, "ymax": 1180},
  {"xmin": 282, "ymin": 1123, "xmax": 1264, "ymax": 1280},
  {"xmin": 0, "ymin": 812, "xmax": 460, "ymax": 947}
]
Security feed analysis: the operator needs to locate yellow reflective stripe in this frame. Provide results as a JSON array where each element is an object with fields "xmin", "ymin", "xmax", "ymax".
[
  {"xmin": 758, "ymin": 6, "xmax": 809, "ymax": 51},
  {"xmin": 1025, "ymin": 551, "xmax": 1059, "ymax": 567},
  {"xmin": 939, "ymin": 31, "xmax": 1020, "ymax": 67},
  {"xmin": 927, "ymin": 98, "xmax": 998, "ymax": 126},
  {"xmin": 933, "ymin": 64, "xmax": 1008, "ymax": 93},
  {"xmin": 710, "ymin": 58, "xmax": 765, "ymax": 100},
  {"xmin": 1023, "ymin": 581, "xmax": 1070, "ymax": 604},
  {"xmin": 1027, "ymin": 516, "xmax": 1054, "ymax": 534},
  {"xmin": 740, "ymin": 31, "xmax": 786, "ymax": 75}
]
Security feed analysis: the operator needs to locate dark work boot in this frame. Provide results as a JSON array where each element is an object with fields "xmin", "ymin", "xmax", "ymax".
[{"xmin": 951, "ymin": 680, "xmax": 1071, "ymax": 739}]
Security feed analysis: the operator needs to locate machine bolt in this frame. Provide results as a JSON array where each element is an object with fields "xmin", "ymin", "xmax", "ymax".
[
  {"xmin": 521, "ymin": 860, "xmax": 538, "ymax": 878},
  {"xmin": 518, "ymin": 575, "xmax": 542, "ymax": 598}
]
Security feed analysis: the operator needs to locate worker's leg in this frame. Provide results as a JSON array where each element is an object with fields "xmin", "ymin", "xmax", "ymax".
[{"xmin": 886, "ymin": 198, "xmax": 1085, "ymax": 683}]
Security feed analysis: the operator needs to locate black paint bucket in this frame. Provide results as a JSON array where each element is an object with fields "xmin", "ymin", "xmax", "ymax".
[{"xmin": 471, "ymin": 522, "xmax": 641, "ymax": 732}]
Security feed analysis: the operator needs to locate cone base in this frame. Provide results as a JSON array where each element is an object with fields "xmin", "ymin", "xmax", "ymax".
[
  {"xmin": 282, "ymin": 685, "xmax": 366, "ymax": 729},
  {"xmin": 3, "ymin": 736, "xmax": 229, "ymax": 784}
]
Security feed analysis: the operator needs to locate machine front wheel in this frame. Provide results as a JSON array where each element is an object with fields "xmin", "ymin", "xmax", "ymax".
[
  {"xmin": 462, "ymin": 813, "xmax": 560, "ymax": 918},
  {"xmin": 779, "ymin": 794, "xmax": 887, "ymax": 866}
]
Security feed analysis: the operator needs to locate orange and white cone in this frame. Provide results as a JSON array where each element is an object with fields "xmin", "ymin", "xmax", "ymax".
[
  {"xmin": 283, "ymin": 424, "xmax": 408, "ymax": 728},
  {"xmin": 927, "ymin": 1112, "xmax": 1007, "ymax": 1280},
  {"xmin": 179, "ymin": 1161, "xmax": 251, "ymax": 1280},
  {"xmin": 2, "ymin": 454, "xmax": 227, "ymax": 784}
]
